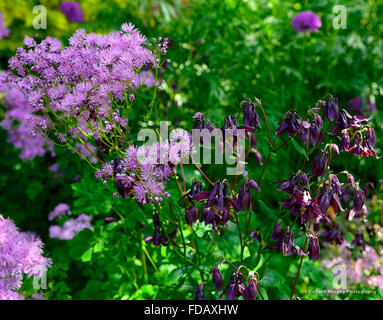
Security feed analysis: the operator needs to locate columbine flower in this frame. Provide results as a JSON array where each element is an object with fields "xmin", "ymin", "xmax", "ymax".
[
  {"xmin": 59, "ymin": 2, "xmax": 84, "ymax": 23},
  {"xmin": 292, "ymin": 10, "xmax": 322, "ymax": 33},
  {"xmin": 210, "ymin": 265, "xmax": 223, "ymax": 293},
  {"xmin": 195, "ymin": 283, "xmax": 206, "ymax": 300},
  {"xmin": 348, "ymin": 189, "xmax": 365, "ymax": 220},
  {"xmin": 322, "ymin": 226, "xmax": 344, "ymax": 245},
  {"xmin": 323, "ymin": 97, "xmax": 339, "ymax": 122},
  {"xmin": 308, "ymin": 235, "xmax": 320, "ymax": 262},
  {"xmin": 185, "ymin": 206, "xmax": 199, "ymax": 227},
  {"xmin": 266, "ymin": 224, "xmax": 306, "ymax": 256},
  {"xmin": 241, "ymin": 277, "xmax": 257, "ymax": 300},
  {"xmin": 311, "ymin": 150, "xmax": 329, "ymax": 177}
]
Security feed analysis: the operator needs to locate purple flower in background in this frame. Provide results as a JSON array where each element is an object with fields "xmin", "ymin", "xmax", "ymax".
[
  {"xmin": 49, "ymin": 213, "xmax": 92, "ymax": 240},
  {"xmin": 0, "ymin": 12, "xmax": 10, "ymax": 39},
  {"xmin": 348, "ymin": 97, "xmax": 377, "ymax": 114},
  {"xmin": 59, "ymin": 2, "xmax": 84, "ymax": 23},
  {"xmin": 0, "ymin": 214, "xmax": 52, "ymax": 300},
  {"xmin": 292, "ymin": 10, "xmax": 322, "ymax": 33}
]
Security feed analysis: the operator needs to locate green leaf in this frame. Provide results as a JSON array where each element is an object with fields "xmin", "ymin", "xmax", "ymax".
[
  {"xmin": 259, "ymin": 269, "xmax": 284, "ymax": 288},
  {"xmin": 291, "ymin": 137, "xmax": 308, "ymax": 160},
  {"xmin": 257, "ymin": 200, "xmax": 278, "ymax": 219},
  {"xmin": 81, "ymin": 248, "xmax": 93, "ymax": 262}
]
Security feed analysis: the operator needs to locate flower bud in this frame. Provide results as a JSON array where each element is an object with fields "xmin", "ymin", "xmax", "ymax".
[
  {"xmin": 308, "ymin": 235, "xmax": 320, "ymax": 262},
  {"xmin": 210, "ymin": 266, "xmax": 223, "ymax": 293}
]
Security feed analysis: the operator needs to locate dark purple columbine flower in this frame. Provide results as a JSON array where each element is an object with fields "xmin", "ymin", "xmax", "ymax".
[
  {"xmin": 308, "ymin": 235, "xmax": 320, "ymax": 262},
  {"xmin": 340, "ymin": 131, "xmax": 350, "ymax": 152},
  {"xmin": 348, "ymin": 96, "xmax": 377, "ymax": 114},
  {"xmin": 195, "ymin": 283, "xmax": 206, "ymax": 300},
  {"xmin": 59, "ymin": 2, "xmax": 84, "ymax": 23},
  {"xmin": 266, "ymin": 224, "xmax": 306, "ymax": 256},
  {"xmin": 243, "ymin": 103, "xmax": 261, "ymax": 130},
  {"xmin": 241, "ymin": 278, "xmax": 257, "ymax": 300},
  {"xmin": 275, "ymin": 110, "xmax": 300, "ymax": 136},
  {"xmin": 292, "ymin": 10, "xmax": 322, "ymax": 33},
  {"xmin": 351, "ymin": 231, "xmax": 366, "ymax": 251},
  {"xmin": 322, "ymin": 226, "xmax": 344, "ymax": 245},
  {"xmin": 348, "ymin": 189, "xmax": 365, "ymax": 221},
  {"xmin": 250, "ymin": 229, "xmax": 262, "ymax": 244},
  {"xmin": 225, "ymin": 272, "xmax": 246, "ymax": 300},
  {"xmin": 310, "ymin": 114, "xmax": 323, "ymax": 145},
  {"xmin": 277, "ymin": 172, "xmax": 308, "ymax": 195},
  {"xmin": 185, "ymin": 206, "xmax": 199, "ymax": 227},
  {"xmin": 311, "ymin": 150, "xmax": 329, "ymax": 177},
  {"xmin": 323, "ymin": 97, "xmax": 339, "ymax": 122},
  {"xmin": 210, "ymin": 265, "xmax": 223, "ymax": 293},
  {"xmin": 298, "ymin": 120, "xmax": 311, "ymax": 143},
  {"xmin": 237, "ymin": 183, "xmax": 252, "ymax": 212}
]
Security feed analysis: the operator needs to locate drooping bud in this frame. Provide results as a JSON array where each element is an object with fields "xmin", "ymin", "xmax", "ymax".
[
  {"xmin": 195, "ymin": 283, "xmax": 206, "ymax": 300},
  {"xmin": 340, "ymin": 131, "xmax": 350, "ymax": 151},
  {"xmin": 310, "ymin": 114, "xmax": 323, "ymax": 145},
  {"xmin": 185, "ymin": 206, "xmax": 199, "ymax": 227},
  {"xmin": 210, "ymin": 266, "xmax": 223, "ymax": 293},
  {"xmin": 348, "ymin": 189, "xmax": 365, "ymax": 220},
  {"xmin": 308, "ymin": 235, "xmax": 320, "ymax": 262},
  {"xmin": 245, "ymin": 278, "xmax": 258, "ymax": 300},
  {"xmin": 323, "ymin": 97, "xmax": 339, "ymax": 122},
  {"xmin": 311, "ymin": 150, "xmax": 329, "ymax": 177},
  {"xmin": 331, "ymin": 144, "xmax": 340, "ymax": 155}
]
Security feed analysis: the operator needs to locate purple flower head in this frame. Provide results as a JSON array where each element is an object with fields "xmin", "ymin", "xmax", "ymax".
[
  {"xmin": 310, "ymin": 114, "xmax": 323, "ymax": 145},
  {"xmin": 0, "ymin": 214, "xmax": 52, "ymax": 299},
  {"xmin": 340, "ymin": 131, "xmax": 350, "ymax": 152},
  {"xmin": 195, "ymin": 283, "xmax": 206, "ymax": 300},
  {"xmin": 323, "ymin": 97, "xmax": 339, "ymax": 122},
  {"xmin": 275, "ymin": 110, "xmax": 300, "ymax": 136},
  {"xmin": 210, "ymin": 265, "xmax": 223, "ymax": 293},
  {"xmin": 59, "ymin": 2, "xmax": 84, "ymax": 23},
  {"xmin": 266, "ymin": 224, "xmax": 306, "ymax": 256},
  {"xmin": 348, "ymin": 189, "xmax": 365, "ymax": 221},
  {"xmin": 322, "ymin": 226, "xmax": 344, "ymax": 245},
  {"xmin": 243, "ymin": 102, "xmax": 261, "ymax": 130},
  {"xmin": 348, "ymin": 97, "xmax": 377, "ymax": 114},
  {"xmin": 185, "ymin": 206, "xmax": 199, "ymax": 227},
  {"xmin": 311, "ymin": 150, "xmax": 329, "ymax": 178},
  {"xmin": 250, "ymin": 229, "xmax": 262, "ymax": 244},
  {"xmin": 292, "ymin": 11, "xmax": 322, "ymax": 33},
  {"xmin": 242, "ymin": 278, "xmax": 257, "ymax": 300},
  {"xmin": 308, "ymin": 235, "xmax": 320, "ymax": 262}
]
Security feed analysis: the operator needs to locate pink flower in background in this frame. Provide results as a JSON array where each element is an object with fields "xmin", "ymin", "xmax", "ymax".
[
  {"xmin": 322, "ymin": 243, "xmax": 383, "ymax": 291},
  {"xmin": 0, "ymin": 214, "xmax": 52, "ymax": 300},
  {"xmin": 292, "ymin": 10, "xmax": 322, "ymax": 33},
  {"xmin": 0, "ymin": 12, "xmax": 10, "ymax": 39},
  {"xmin": 48, "ymin": 203, "xmax": 72, "ymax": 221},
  {"xmin": 59, "ymin": 2, "xmax": 84, "ymax": 23},
  {"xmin": 48, "ymin": 204, "xmax": 92, "ymax": 240}
]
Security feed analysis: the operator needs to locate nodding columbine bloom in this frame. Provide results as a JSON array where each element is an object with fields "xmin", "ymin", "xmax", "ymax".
[
  {"xmin": 310, "ymin": 114, "xmax": 323, "ymax": 145},
  {"xmin": 322, "ymin": 226, "xmax": 344, "ymax": 245},
  {"xmin": 185, "ymin": 206, "xmax": 199, "ymax": 227},
  {"xmin": 210, "ymin": 266, "xmax": 223, "ymax": 293},
  {"xmin": 241, "ymin": 277, "xmax": 258, "ymax": 300},
  {"xmin": 243, "ymin": 102, "xmax": 261, "ymax": 130},
  {"xmin": 348, "ymin": 189, "xmax": 365, "ymax": 220},
  {"xmin": 250, "ymin": 229, "xmax": 262, "ymax": 244},
  {"xmin": 292, "ymin": 10, "xmax": 322, "ymax": 33},
  {"xmin": 225, "ymin": 272, "xmax": 246, "ymax": 300},
  {"xmin": 275, "ymin": 110, "xmax": 300, "ymax": 136},
  {"xmin": 352, "ymin": 231, "xmax": 366, "ymax": 251},
  {"xmin": 340, "ymin": 131, "xmax": 350, "ymax": 151},
  {"xmin": 298, "ymin": 120, "xmax": 311, "ymax": 143},
  {"xmin": 266, "ymin": 224, "xmax": 306, "ymax": 256},
  {"xmin": 277, "ymin": 171, "xmax": 308, "ymax": 195},
  {"xmin": 237, "ymin": 183, "xmax": 252, "ymax": 212},
  {"xmin": 308, "ymin": 235, "xmax": 320, "ymax": 262},
  {"xmin": 311, "ymin": 150, "xmax": 329, "ymax": 177},
  {"xmin": 180, "ymin": 180, "xmax": 204, "ymax": 201},
  {"xmin": 195, "ymin": 283, "xmax": 206, "ymax": 300},
  {"xmin": 323, "ymin": 97, "xmax": 339, "ymax": 122},
  {"xmin": 144, "ymin": 213, "xmax": 169, "ymax": 246}
]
